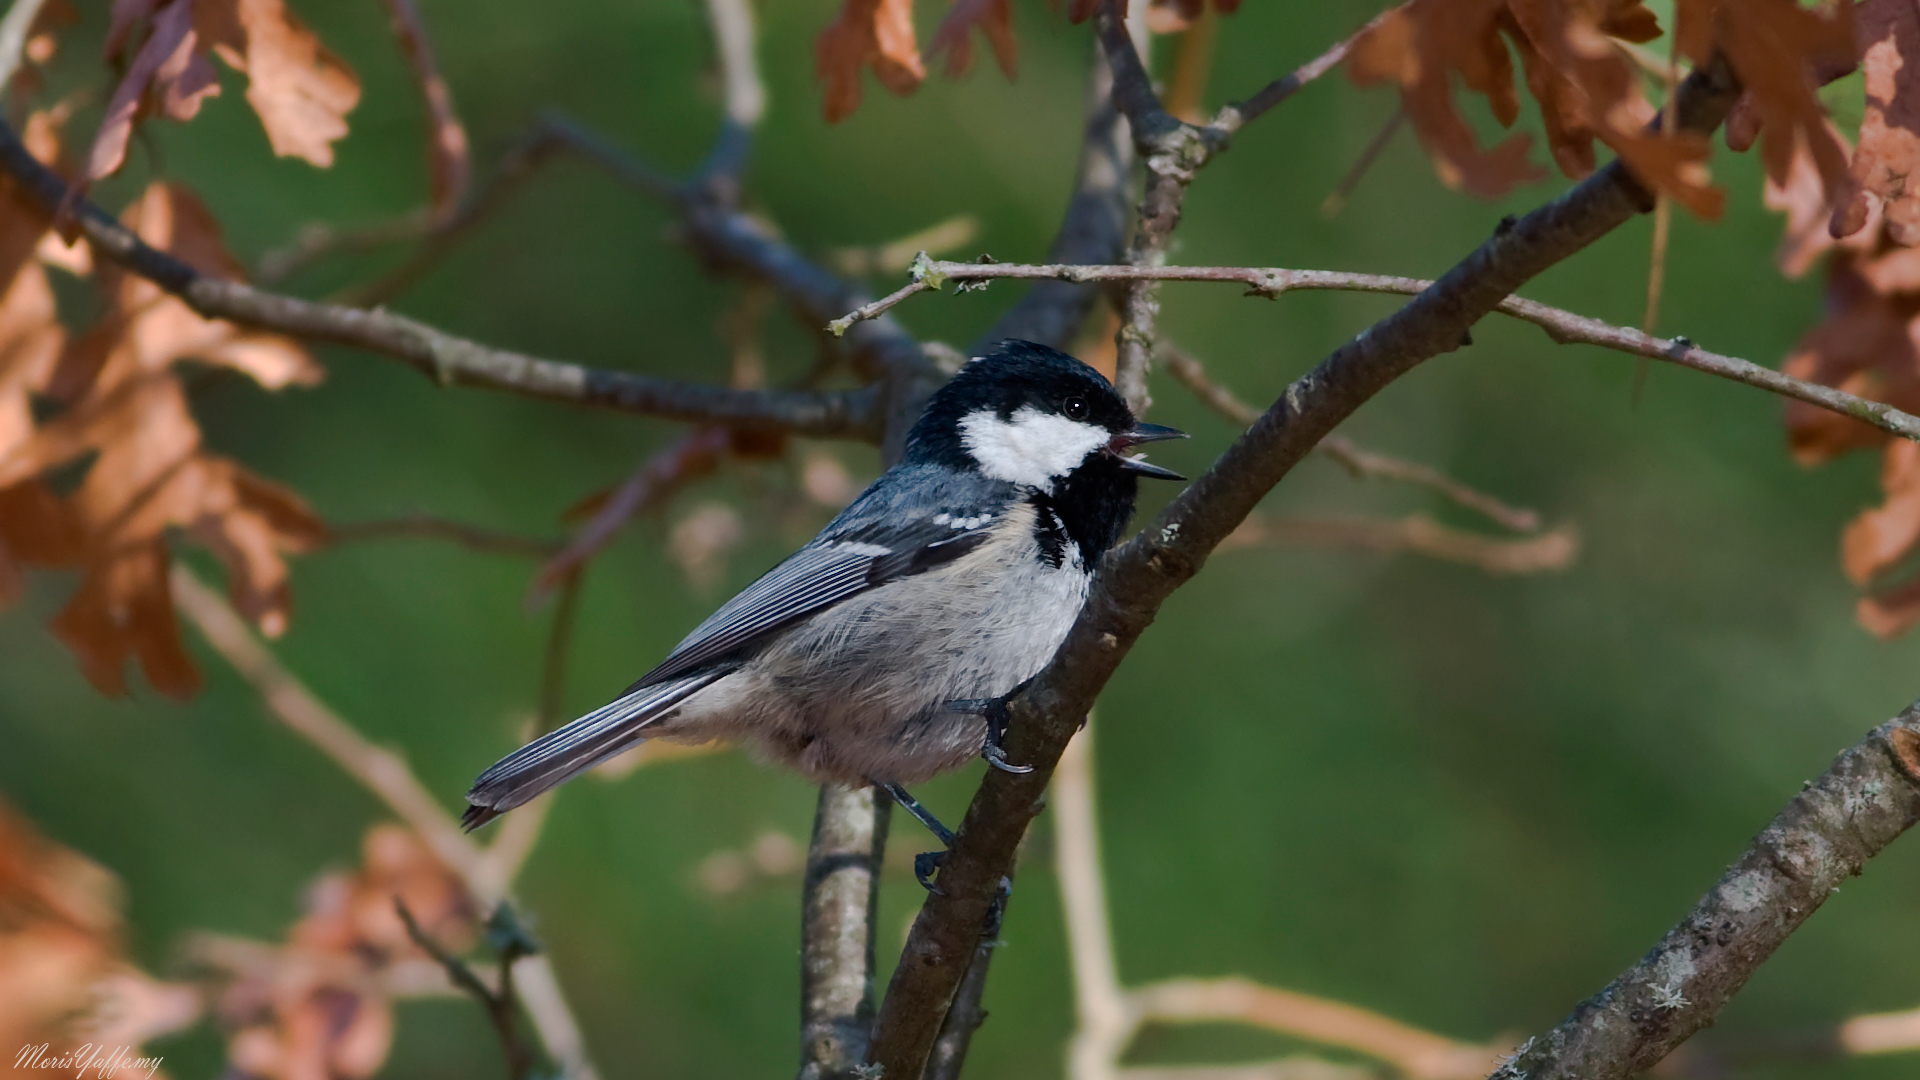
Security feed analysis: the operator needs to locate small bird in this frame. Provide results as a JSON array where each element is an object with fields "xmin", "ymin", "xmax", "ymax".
[{"xmin": 462, "ymin": 340, "xmax": 1185, "ymax": 844}]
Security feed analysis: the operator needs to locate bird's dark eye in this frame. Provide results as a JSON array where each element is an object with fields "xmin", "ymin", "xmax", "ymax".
[{"xmin": 1062, "ymin": 396, "xmax": 1089, "ymax": 421}]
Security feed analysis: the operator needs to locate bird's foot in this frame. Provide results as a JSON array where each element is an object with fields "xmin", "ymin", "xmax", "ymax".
[
  {"xmin": 878, "ymin": 782, "xmax": 957, "ymax": 893},
  {"xmin": 946, "ymin": 693, "xmax": 1033, "ymax": 774}
]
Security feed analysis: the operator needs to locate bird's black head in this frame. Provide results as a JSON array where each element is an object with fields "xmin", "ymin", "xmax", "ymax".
[{"xmin": 904, "ymin": 340, "xmax": 1186, "ymax": 488}]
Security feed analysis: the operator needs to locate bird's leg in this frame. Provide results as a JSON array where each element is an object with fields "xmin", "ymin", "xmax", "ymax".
[
  {"xmin": 946, "ymin": 687, "xmax": 1034, "ymax": 775},
  {"xmin": 878, "ymin": 782, "xmax": 956, "ymax": 891}
]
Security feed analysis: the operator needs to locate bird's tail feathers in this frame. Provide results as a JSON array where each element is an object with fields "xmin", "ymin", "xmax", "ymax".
[{"xmin": 462, "ymin": 673, "xmax": 720, "ymax": 830}]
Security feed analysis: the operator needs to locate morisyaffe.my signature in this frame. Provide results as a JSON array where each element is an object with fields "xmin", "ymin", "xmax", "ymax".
[{"xmin": 14, "ymin": 1043, "xmax": 163, "ymax": 1079}]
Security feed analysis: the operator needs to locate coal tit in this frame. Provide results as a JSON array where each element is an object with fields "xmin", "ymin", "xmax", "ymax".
[{"xmin": 462, "ymin": 340, "xmax": 1185, "ymax": 837}]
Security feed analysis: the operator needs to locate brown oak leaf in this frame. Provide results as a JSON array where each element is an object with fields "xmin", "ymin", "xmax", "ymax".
[
  {"xmin": 209, "ymin": 825, "xmax": 475, "ymax": 1080},
  {"xmin": 1833, "ymin": 0, "xmax": 1920, "ymax": 243},
  {"xmin": 1505, "ymin": 0, "xmax": 1722, "ymax": 216},
  {"xmin": 0, "ymin": 182, "xmax": 323, "ymax": 696},
  {"xmin": 86, "ymin": 0, "xmax": 221, "ymax": 183},
  {"xmin": 1677, "ymin": 0, "xmax": 1855, "ymax": 211},
  {"xmin": 0, "ymin": 797, "xmax": 202, "ymax": 1078},
  {"xmin": 196, "ymin": 0, "xmax": 361, "ymax": 166},
  {"xmin": 816, "ymin": 0, "xmax": 926, "ymax": 122},
  {"xmin": 929, "ymin": 0, "xmax": 1017, "ymax": 79},
  {"xmin": 1348, "ymin": 0, "xmax": 1546, "ymax": 199}
]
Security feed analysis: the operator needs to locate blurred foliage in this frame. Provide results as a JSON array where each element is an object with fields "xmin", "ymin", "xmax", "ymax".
[{"xmin": 3, "ymin": 0, "xmax": 1919, "ymax": 1078}]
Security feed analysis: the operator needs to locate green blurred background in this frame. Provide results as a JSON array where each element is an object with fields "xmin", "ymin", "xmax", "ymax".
[{"xmin": 3, "ymin": 0, "xmax": 1916, "ymax": 1077}]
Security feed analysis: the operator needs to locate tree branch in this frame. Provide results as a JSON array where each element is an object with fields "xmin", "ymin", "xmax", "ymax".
[
  {"xmin": 1495, "ymin": 706, "xmax": 1920, "ymax": 1080},
  {"xmin": 800, "ymin": 784, "xmax": 891, "ymax": 1080},
  {"xmin": 1223, "ymin": 515, "xmax": 1579, "ymax": 576},
  {"xmin": 865, "ymin": 52, "xmax": 1749, "ymax": 1080},
  {"xmin": 0, "ymin": 118, "xmax": 881, "ymax": 440},
  {"xmin": 833, "ymin": 259, "xmax": 1920, "ymax": 447}
]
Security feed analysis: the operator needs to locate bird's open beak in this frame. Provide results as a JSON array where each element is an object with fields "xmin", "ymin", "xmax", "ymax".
[{"xmin": 1108, "ymin": 422, "xmax": 1188, "ymax": 480}]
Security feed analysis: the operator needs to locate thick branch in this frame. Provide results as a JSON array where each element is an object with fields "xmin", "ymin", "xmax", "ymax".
[
  {"xmin": 866, "ymin": 53, "xmax": 1747, "ymax": 1080},
  {"xmin": 835, "ymin": 260, "xmax": 1920, "ymax": 447},
  {"xmin": 0, "ymin": 118, "xmax": 881, "ymax": 441},
  {"xmin": 1496, "ymin": 708, "xmax": 1920, "ymax": 1080},
  {"xmin": 800, "ymin": 784, "xmax": 891, "ymax": 1080}
]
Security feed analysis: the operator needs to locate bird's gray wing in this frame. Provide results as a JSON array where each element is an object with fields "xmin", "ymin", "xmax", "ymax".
[{"xmin": 633, "ymin": 516, "xmax": 995, "ymax": 688}]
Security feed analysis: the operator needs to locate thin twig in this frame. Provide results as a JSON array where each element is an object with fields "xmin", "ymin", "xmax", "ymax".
[
  {"xmin": 1163, "ymin": 348, "xmax": 1543, "ymax": 533},
  {"xmin": 1131, "ymin": 980, "xmax": 1499, "ymax": 1080},
  {"xmin": 833, "ymin": 259, "xmax": 1920, "ymax": 447},
  {"xmin": 1321, "ymin": 108, "xmax": 1404, "ymax": 217},
  {"xmin": 528, "ymin": 425, "xmax": 733, "ymax": 604},
  {"xmin": 396, "ymin": 898, "xmax": 539, "ymax": 1080},
  {"xmin": 381, "ymin": 0, "xmax": 469, "ymax": 220},
  {"xmin": 1214, "ymin": 9, "xmax": 1392, "ymax": 134},
  {"xmin": 1056, "ymin": 726, "xmax": 1132, "ymax": 1080},
  {"xmin": 1224, "ymin": 515, "xmax": 1579, "ymax": 576},
  {"xmin": 325, "ymin": 513, "xmax": 562, "ymax": 559}
]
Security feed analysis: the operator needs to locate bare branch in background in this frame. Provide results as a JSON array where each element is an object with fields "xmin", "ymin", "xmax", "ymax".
[
  {"xmin": 1162, "ymin": 348, "xmax": 1544, "ymax": 534},
  {"xmin": 169, "ymin": 565, "xmax": 599, "ymax": 1079},
  {"xmin": 1321, "ymin": 108, "xmax": 1404, "ymax": 217},
  {"xmin": 799, "ymin": 785, "xmax": 890, "ymax": 1080},
  {"xmin": 0, "ymin": 118, "xmax": 880, "ymax": 439},
  {"xmin": 528, "ymin": 426, "xmax": 734, "ymax": 604},
  {"xmin": 325, "ymin": 513, "xmax": 563, "ymax": 559},
  {"xmin": 1223, "ymin": 515, "xmax": 1579, "ymax": 576},
  {"xmin": 1496, "ymin": 707, "xmax": 1920, "ymax": 1080},
  {"xmin": 866, "ymin": 52, "xmax": 1750, "ymax": 1080},
  {"xmin": 834, "ymin": 258, "xmax": 1920, "ymax": 447},
  {"xmin": 396, "ymin": 899, "xmax": 541, "ymax": 1080}
]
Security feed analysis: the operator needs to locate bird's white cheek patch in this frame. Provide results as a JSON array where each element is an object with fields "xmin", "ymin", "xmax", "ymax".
[{"xmin": 959, "ymin": 406, "xmax": 1110, "ymax": 488}]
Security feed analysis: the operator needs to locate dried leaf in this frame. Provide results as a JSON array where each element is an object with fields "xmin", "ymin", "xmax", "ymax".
[
  {"xmin": 380, "ymin": 0, "xmax": 469, "ymax": 217},
  {"xmin": 84, "ymin": 0, "xmax": 221, "ymax": 183},
  {"xmin": 1682, "ymin": 0, "xmax": 1854, "ymax": 208},
  {"xmin": 815, "ymin": 0, "xmax": 926, "ymax": 122},
  {"xmin": 1348, "ymin": 0, "xmax": 1547, "ymax": 199},
  {"xmin": 208, "ymin": 825, "xmax": 474, "ymax": 1080},
  {"xmin": 3, "ymin": 182, "xmax": 322, "ymax": 694},
  {"xmin": 1834, "ymin": 0, "xmax": 1920, "ymax": 242},
  {"xmin": 1843, "ymin": 436, "xmax": 1920, "ymax": 584},
  {"xmin": 929, "ymin": 0, "xmax": 1017, "ymax": 79},
  {"xmin": 0, "ymin": 797, "xmax": 198, "ymax": 1076},
  {"xmin": 1780, "ymin": 251, "xmax": 1920, "ymax": 464},
  {"xmin": 1766, "ymin": 120, "xmax": 1874, "ymax": 278},
  {"xmin": 196, "ymin": 0, "xmax": 360, "ymax": 167},
  {"xmin": 1858, "ymin": 575, "xmax": 1920, "ymax": 638},
  {"xmin": 1505, "ymin": 0, "xmax": 1722, "ymax": 216}
]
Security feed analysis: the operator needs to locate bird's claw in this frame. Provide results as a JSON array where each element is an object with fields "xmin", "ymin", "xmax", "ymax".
[
  {"xmin": 947, "ymin": 695, "xmax": 1033, "ymax": 774},
  {"xmin": 915, "ymin": 850, "xmax": 946, "ymax": 893}
]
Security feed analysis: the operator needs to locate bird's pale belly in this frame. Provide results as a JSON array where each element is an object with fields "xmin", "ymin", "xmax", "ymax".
[{"xmin": 657, "ymin": 520, "xmax": 1090, "ymax": 785}]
